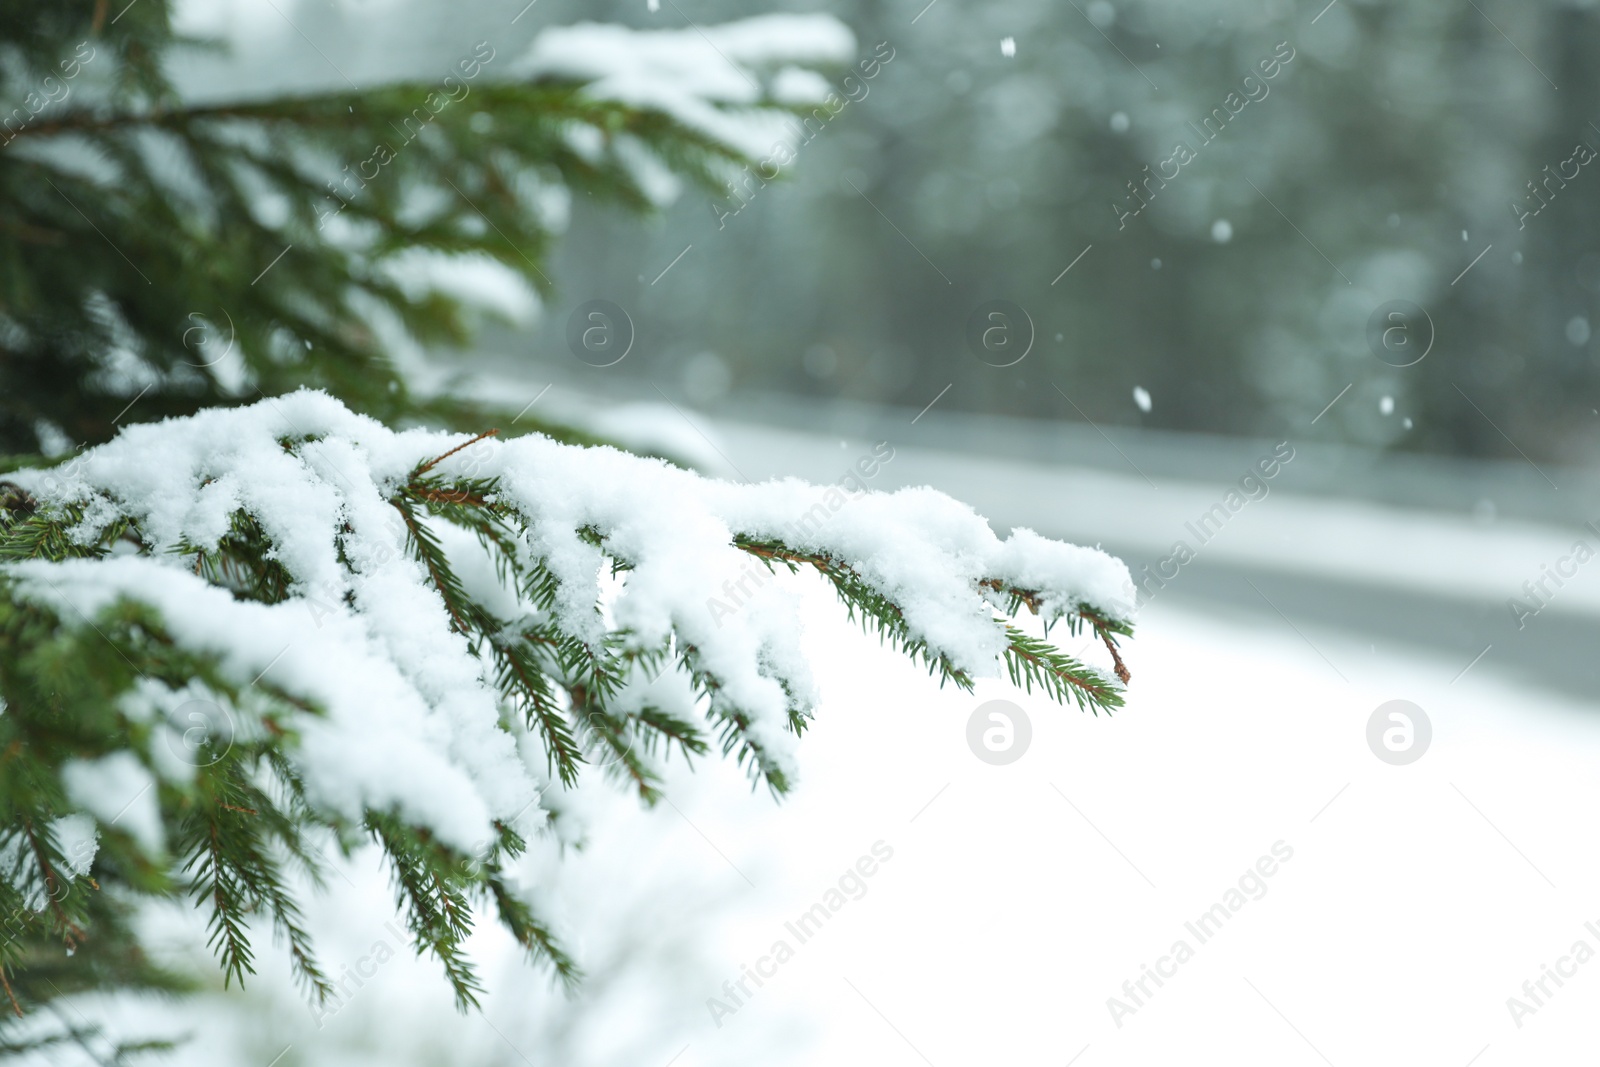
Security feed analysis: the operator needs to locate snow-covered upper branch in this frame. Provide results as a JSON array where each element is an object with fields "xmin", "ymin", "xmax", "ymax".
[{"xmin": 517, "ymin": 15, "xmax": 856, "ymax": 161}]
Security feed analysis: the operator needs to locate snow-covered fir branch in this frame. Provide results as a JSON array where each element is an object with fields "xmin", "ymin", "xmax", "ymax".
[{"xmin": 0, "ymin": 391, "xmax": 1134, "ymax": 1011}]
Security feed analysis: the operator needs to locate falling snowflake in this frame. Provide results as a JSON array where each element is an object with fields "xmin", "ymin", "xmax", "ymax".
[
  {"xmin": 1001, "ymin": 37, "xmax": 1016, "ymax": 57},
  {"xmin": 648, "ymin": 0, "xmax": 660, "ymax": 10},
  {"xmin": 1133, "ymin": 386, "xmax": 1152, "ymax": 412},
  {"xmin": 1211, "ymin": 219, "xmax": 1233, "ymax": 244},
  {"xmin": 1379, "ymin": 395, "xmax": 1394, "ymax": 415}
]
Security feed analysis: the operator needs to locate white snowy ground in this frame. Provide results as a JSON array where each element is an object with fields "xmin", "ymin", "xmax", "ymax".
[{"xmin": 126, "ymin": 571, "xmax": 1599, "ymax": 1067}]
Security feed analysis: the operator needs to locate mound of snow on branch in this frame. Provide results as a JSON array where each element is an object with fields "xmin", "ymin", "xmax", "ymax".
[{"xmin": 4, "ymin": 390, "xmax": 1133, "ymax": 854}]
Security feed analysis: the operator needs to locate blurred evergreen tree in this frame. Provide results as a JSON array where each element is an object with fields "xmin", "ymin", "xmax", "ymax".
[{"xmin": 0, "ymin": 0, "xmax": 776, "ymax": 455}]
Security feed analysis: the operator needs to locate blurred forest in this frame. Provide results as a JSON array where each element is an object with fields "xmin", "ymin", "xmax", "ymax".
[{"xmin": 175, "ymin": 0, "xmax": 1600, "ymax": 465}]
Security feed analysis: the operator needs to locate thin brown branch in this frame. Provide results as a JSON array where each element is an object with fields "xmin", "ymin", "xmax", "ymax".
[
  {"xmin": 1005, "ymin": 639, "xmax": 1118, "ymax": 701},
  {"xmin": 736, "ymin": 542, "xmax": 829, "ymax": 571},
  {"xmin": 981, "ymin": 577, "xmax": 1041, "ymax": 614},
  {"xmin": 414, "ymin": 429, "xmax": 499, "ymax": 477},
  {"xmin": 1098, "ymin": 627, "xmax": 1131, "ymax": 684},
  {"xmin": 1075, "ymin": 606, "xmax": 1133, "ymax": 684},
  {"xmin": 0, "ymin": 968, "xmax": 19, "ymax": 1017},
  {"xmin": 411, "ymin": 485, "xmax": 489, "ymax": 508}
]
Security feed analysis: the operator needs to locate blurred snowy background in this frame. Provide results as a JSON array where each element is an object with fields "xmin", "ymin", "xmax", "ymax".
[{"xmin": 118, "ymin": 0, "xmax": 1600, "ymax": 1063}]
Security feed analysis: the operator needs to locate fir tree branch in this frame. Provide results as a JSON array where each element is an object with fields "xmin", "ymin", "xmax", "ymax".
[
  {"xmin": 368, "ymin": 816, "xmax": 486, "ymax": 1012},
  {"xmin": 1001, "ymin": 625, "xmax": 1124, "ymax": 715}
]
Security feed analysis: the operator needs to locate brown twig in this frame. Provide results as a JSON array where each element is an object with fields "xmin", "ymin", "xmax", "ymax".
[
  {"xmin": 1076, "ymin": 606, "xmax": 1133, "ymax": 685},
  {"xmin": 981, "ymin": 577, "xmax": 1041, "ymax": 614},
  {"xmin": 20, "ymin": 819, "xmax": 71, "ymax": 933},
  {"xmin": 1097, "ymin": 627, "xmax": 1131, "ymax": 684},
  {"xmin": 1005, "ymin": 639, "xmax": 1119, "ymax": 701},
  {"xmin": 980, "ymin": 578, "xmax": 1133, "ymax": 684},
  {"xmin": 410, "ymin": 485, "xmax": 488, "ymax": 508},
  {"xmin": 414, "ymin": 429, "xmax": 499, "ymax": 477},
  {"xmin": 0, "ymin": 969, "xmax": 19, "ymax": 1017},
  {"xmin": 737, "ymin": 541, "xmax": 831, "ymax": 573}
]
